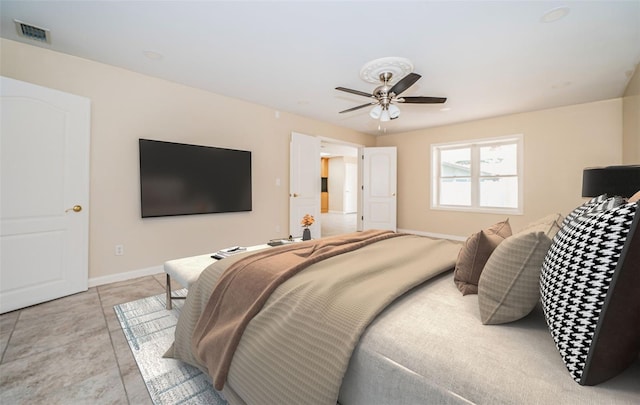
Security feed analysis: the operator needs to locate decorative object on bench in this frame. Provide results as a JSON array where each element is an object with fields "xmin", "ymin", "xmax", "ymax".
[
  {"xmin": 212, "ymin": 246, "xmax": 247, "ymax": 260},
  {"xmin": 300, "ymin": 213, "xmax": 315, "ymax": 240},
  {"xmin": 267, "ymin": 239, "xmax": 292, "ymax": 246}
]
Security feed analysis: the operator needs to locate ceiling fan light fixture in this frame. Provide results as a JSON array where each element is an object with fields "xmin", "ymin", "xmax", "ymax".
[
  {"xmin": 369, "ymin": 104, "xmax": 383, "ymax": 119},
  {"xmin": 388, "ymin": 104, "xmax": 400, "ymax": 119},
  {"xmin": 380, "ymin": 109, "xmax": 391, "ymax": 122}
]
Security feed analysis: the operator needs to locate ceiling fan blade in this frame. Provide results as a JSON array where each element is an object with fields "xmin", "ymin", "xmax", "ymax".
[
  {"xmin": 398, "ymin": 96, "xmax": 447, "ymax": 104},
  {"xmin": 336, "ymin": 87, "xmax": 373, "ymax": 98},
  {"xmin": 339, "ymin": 103, "xmax": 375, "ymax": 114},
  {"xmin": 389, "ymin": 73, "xmax": 421, "ymax": 96}
]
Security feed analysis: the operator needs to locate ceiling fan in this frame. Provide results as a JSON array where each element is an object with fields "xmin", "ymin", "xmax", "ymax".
[{"xmin": 336, "ymin": 70, "xmax": 447, "ymax": 122}]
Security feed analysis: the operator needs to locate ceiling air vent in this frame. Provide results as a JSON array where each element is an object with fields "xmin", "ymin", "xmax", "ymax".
[{"xmin": 14, "ymin": 20, "xmax": 50, "ymax": 43}]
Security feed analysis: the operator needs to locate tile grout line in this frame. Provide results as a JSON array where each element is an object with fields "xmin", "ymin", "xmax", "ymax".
[
  {"xmin": 0, "ymin": 310, "xmax": 21, "ymax": 365},
  {"xmin": 97, "ymin": 285, "xmax": 133, "ymax": 405}
]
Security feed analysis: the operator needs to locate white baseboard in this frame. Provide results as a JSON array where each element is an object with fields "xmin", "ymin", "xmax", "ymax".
[
  {"xmin": 88, "ymin": 265, "xmax": 164, "ymax": 288},
  {"xmin": 397, "ymin": 228, "xmax": 467, "ymax": 242}
]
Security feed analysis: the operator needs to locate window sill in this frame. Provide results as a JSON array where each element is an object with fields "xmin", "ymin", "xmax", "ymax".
[{"xmin": 430, "ymin": 204, "xmax": 523, "ymax": 216}]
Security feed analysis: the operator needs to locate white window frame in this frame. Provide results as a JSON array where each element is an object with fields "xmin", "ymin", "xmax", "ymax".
[{"xmin": 431, "ymin": 134, "xmax": 524, "ymax": 215}]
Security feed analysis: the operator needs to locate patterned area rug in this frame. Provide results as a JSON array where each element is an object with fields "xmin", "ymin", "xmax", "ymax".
[{"xmin": 114, "ymin": 291, "xmax": 227, "ymax": 404}]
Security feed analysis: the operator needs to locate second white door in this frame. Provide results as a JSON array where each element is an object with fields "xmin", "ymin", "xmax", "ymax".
[{"xmin": 361, "ymin": 147, "xmax": 397, "ymax": 231}]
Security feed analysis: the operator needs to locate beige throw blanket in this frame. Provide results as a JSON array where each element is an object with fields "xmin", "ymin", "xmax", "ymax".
[
  {"xmin": 166, "ymin": 232, "xmax": 462, "ymax": 405},
  {"xmin": 191, "ymin": 229, "xmax": 400, "ymax": 390}
]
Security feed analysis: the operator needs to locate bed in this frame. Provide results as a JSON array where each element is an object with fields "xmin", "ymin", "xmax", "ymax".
[{"xmin": 166, "ymin": 196, "xmax": 640, "ymax": 405}]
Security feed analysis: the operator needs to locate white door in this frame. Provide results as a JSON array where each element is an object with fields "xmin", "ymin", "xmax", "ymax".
[
  {"xmin": 289, "ymin": 132, "xmax": 321, "ymax": 239},
  {"xmin": 1, "ymin": 76, "xmax": 90, "ymax": 314},
  {"xmin": 344, "ymin": 162, "xmax": 357, "ymax": 213},
  {"xmin": 361, "ymin": 147, "xmax": 397, "ymax": 231}
]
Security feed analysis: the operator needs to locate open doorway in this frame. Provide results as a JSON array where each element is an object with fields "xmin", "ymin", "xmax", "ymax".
[
  {"xmin": 320, "ymin": 141, "xmax": 359, "ymax": 237},
  {"xmin": 290, "ymin": 133, "xmax": 396, "ymax": 238}
]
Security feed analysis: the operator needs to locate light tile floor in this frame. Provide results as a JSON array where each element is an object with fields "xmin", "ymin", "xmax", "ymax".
[
  {"xmin": 321, "ymin": 212, "xmax": 357, "ymax": 237},
  {"xmin": 0, "ymin": 274, "xmax": 181, "ymax": 405}
]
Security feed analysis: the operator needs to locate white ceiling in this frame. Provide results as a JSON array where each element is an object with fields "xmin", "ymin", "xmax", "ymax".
[{"xmin": 1, "ymin": 1, "xmax": 639, "ymax": 136}]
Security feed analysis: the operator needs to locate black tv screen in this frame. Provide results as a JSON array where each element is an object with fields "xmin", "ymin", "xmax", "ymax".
[{"xmin": 139, "ymin": 139, "xmax": 252, "ymax": 218}]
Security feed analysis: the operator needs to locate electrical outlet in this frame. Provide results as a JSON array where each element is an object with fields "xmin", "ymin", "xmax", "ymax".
[
  {"xmin": 115, "ymin": 244, "xmax": 124, "ymax": 256},
  {"xmin": 275, "ymin": 224, "xmax": 281, "ymax": 233}
]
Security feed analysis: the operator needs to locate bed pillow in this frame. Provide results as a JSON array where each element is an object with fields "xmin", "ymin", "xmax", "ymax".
[
  {"xmin": 540, "ymin": 201, "xmax": 640, "ymax": 385},
  {"xmin": 561, "ymin": 194, "xmax": 607, "ymax": 228},
  {"xmin": 454, "ymin": 219, "xmax": 511, "ymax": 295},
  {"xmin": 478, "ymin": 213, "xmax": 562, "ymax": 325}
]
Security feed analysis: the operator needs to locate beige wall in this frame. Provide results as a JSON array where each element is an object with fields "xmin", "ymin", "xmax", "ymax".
[
  {"xmin": 623, "ymin": 64, "xmax": 640, "ymax": 164},
  {"xmin": 376, "ymin": 99, "xmax": 623, "ymax": 236},
  {"xmin": 1, "ymin": 39, "xmax": 375, "ymax": 282}
]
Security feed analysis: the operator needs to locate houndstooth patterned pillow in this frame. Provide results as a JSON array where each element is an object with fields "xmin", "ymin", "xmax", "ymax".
[
  {"xmin": 560, "ymin": 194, "xmax": 608, "ymax": 228},
  {"xmin": 540, "ymin": 200, "xmax": 639, "ymax": 385}
]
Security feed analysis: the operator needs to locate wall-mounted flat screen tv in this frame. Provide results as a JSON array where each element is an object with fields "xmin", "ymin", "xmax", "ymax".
[{"xmin": 139, "ymin": 139, "xmax": 252, "ymax": 218}]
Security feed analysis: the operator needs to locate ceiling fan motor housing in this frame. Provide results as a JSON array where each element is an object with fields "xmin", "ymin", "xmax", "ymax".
[{"xmin": 373, "ymin": 72, "xmax": 394, "ymax": 107}]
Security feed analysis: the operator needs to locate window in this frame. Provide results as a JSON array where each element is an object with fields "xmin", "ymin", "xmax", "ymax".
[{"xmin": 431, "ymin": 134, "xmax": 523, "ymax": 214}]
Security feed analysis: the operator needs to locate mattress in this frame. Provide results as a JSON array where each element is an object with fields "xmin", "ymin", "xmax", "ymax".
[{"xmin": 338, "ymin": 271, "xmax": 640, "ymax": 405}]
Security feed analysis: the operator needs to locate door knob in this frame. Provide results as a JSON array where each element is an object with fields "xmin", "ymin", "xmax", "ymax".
[
  {"xmin": 66, "ymin": 205, "xmax": 82, "ymax": 213},
  {"xmin": 293, "ymin": 193, "xmax": 299, "ymax": 198}
]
